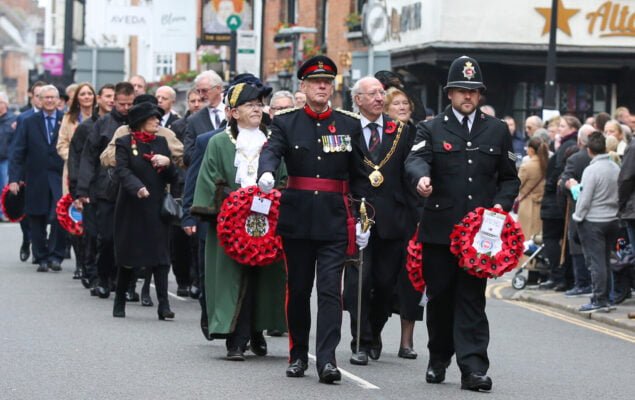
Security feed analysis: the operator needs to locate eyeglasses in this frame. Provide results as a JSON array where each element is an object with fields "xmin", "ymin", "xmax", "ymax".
[
  {"xmin": 269, "ymin": 106, "xmax": 291, "ymax": 112},
  {"xmin": 240, "ymin": 102, "xmax": 265, "ymax": 110},
  {"xmin": 358, "ymin": 90, "xmax": 386, "ymax": 98},
  {"xmin": 197, "ymin": 85, "xmax": 220, "ymax": 95}
]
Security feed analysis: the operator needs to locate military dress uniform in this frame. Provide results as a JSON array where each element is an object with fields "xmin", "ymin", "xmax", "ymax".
[
  {"xmin": 344, "ymin": 114, "xmax": 418, "ymax": 361},
  {"xmin": 258, "ymin": 56, "xmax": 364, "ymax": 381},
  {"xmin": 404, "ymin": 56, "xmax": 519, "ymax": 390}
]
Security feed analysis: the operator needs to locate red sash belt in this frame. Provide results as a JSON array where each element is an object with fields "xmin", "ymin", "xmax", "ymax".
[{"xmin": 286, "ymin": 176, "xmax": 356, "ymax": 256}]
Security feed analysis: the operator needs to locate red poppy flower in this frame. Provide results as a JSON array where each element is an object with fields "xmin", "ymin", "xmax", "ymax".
[
  {"xmin": 56, "ymin": 193, "xmax": 83, "ymax": 236},
  {"xmin": 443, "ymin": 141, "xmax": 453, "ymax": 151},
  {"xmin": 385, "ymin": 120, "xmax": 397, "ymax": 134},
  {"xmin": 405, "ymin": 229, "xmax": 426, "ymax": 292},
  {"xmin": 328, "ymin": 122, "xmax": 336, "ymax": 133}
]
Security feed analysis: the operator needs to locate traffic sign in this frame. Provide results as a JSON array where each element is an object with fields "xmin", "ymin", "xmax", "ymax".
[{"xmin": 226, "ymin": 14, "xmax": 242, "ymax": 31}]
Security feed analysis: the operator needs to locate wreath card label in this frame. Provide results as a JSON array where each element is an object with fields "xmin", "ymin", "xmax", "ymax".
[{"xmin": 472, "ymin": 210, "xmax": 505, "ymax": 256}]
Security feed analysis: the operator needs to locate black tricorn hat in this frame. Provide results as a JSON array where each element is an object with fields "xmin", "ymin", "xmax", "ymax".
[
  {"xmin": 226, "ymin": 83, "xmax": 266, "ymax": 108},
  {"xmin": 128, "ymin": 102, "xmax": 164, "ymax": 130},
  {"xmin": 297, "ymin": 55, "xmax": 337, "ymax": 80},
  {"xmin": 1, "ymin": 184, "xmax": 26, "ymax": 222},
  {"xmin": 229, "ymin": 73, "xmax": 273, "ymax": 98},
  {"xmin": 444, "ymin": 55, "xmax": 486, "ymax": 92}
]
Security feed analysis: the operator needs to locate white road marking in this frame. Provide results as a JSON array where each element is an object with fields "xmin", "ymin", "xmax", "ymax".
[{"xmin": 307, "ymin": 354, "xmax": 380, "ymax": 389}]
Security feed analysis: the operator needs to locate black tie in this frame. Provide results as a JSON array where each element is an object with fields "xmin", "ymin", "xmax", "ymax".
[
  {"xmin": 367, "ymin": 122, "xmax": 381, "ymax": 162},
  {"xmin": 212, "ymin": 109, "xmax": 221, "ymax": 129},
  {"xmin": 462, "ymin": 116, "xmax": 470, "ymax": 135}
]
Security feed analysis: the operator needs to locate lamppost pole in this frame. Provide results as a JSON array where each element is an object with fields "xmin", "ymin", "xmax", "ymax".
[
  {"xmin": 544, "ymin": 0, "xmax": 558, "ymax": 111},
  {"xmin": 62, "ymin": 0, "xmax": 74, "ymax": 85}
]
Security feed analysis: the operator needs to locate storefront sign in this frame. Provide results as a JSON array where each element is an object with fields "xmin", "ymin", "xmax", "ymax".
[
  {"xmin": 42, "ymin": 52, "xmax": 64, "ymax": 77},
  {"xmin": 201, "ymin": 0, "xmax": 253, "ymax": 45},
  {"xmin": 587, "ymin": 1, "xmax": 635, "ymax": 37},
  {"xmin": 105, "ymin": 5, "xmax": 151, "ymax": 35},
  {"xmin": 152, "ymin": 0, "xmax": 196, "ymax": 53}
]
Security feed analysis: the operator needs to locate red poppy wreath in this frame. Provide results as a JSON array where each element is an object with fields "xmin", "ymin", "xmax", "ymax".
[
  {"xmin": 217, "ymin": 185, "xmax": 283, "ymax": 267},
  {"xmin": 405, "ymin": 226, "xmax": 426, "ymax": 293},
  {"xmin": 56, "ymin": 193, "xmax": 83, "ymax": 236},
  {"xmin": 449, "ymin": 207, "xmax": 524, "ymax": 279}
]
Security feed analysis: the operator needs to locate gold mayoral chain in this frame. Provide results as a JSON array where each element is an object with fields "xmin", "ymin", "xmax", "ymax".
[
  {"xmin": 363, "ymin": 121, "xmax": 404, "ymax": 187},
  {"xmin": 225, "ymin": 127, "xmax": 272, "ymax": 176}
]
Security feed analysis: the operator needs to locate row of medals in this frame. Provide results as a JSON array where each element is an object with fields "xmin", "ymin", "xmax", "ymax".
[{"xmin": 321, "ymin": 135, "xmax": 352, "ymax": 153}]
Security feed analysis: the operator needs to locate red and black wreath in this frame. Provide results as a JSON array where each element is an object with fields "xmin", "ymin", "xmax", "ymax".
[
  {"xmin": 1, "ymin": 184, "xmax": 26, "ymax": 222},
  {"xmin": 56, "ymin": 193, "xmax": 83, "ymax": 236},
  {"xmin": 449, "ymin": 207, "xmax": 524, "ymax": 279},
  {"xmin": 217, "ymin": 186, "xmax": 283, "ymax": 267},
  {"xmin": 405, "ymin": 226, "xmax": 425, "ymax": 293}
]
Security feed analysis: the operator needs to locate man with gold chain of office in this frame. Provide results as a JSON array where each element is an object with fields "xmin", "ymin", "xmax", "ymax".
[{"xmin": 405, "ymin": 56, "xmax": 519, "ymax": 392}]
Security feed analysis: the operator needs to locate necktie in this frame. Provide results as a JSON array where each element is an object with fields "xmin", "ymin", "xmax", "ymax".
[
  {"xmin": 46, "ymin": 116, "xmax": 55, "ymax": 144},
  {"xmin": 462, "ymin": 116, "xmax": 470, "ymax": 135},
  {"xmin": 212, "ymin": 109, "xmax": 221, "ymax": 129},
  {"xmin": 367, "ymin": 122, "xmax": 381, "ymax": 162}
]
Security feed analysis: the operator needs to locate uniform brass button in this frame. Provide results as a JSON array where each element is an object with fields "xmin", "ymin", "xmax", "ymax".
[
  {"xmin": 317, "ymin": 139, "xmax": 321, "ymax": 143},
  {"xmin": 468, "ymin": 195, "xmax": 473, "ymax": 200},
  {"xmin": 467, "ymin": 141, "xmax": 472, "ymax": 146},
  {"xmin": 314, "ymin": 191, "xmax": 319, "ymax": 195},
  {"xmin": 294, "ymin": 145, "xmax": 299, "ymax": 149},
  {"xmin": 316, "ymin": 174, "xmax": 320, "ymax": 178},
  {"xmin": 317, "ymin": 156, "xmax": 321, "ymax": 160},
  {"xmin": 435, "ymin": 204, "xmax": 439, "ymax": 208},
  {"xmin": 317, "ymin": 123, "xmax": 321, "ymax": 126},
  {"xmin": 490, "ymin": 148, "xmax": 493, "ymax": 152},
  {"xmin": 468, "ymin": 177, "xmax": 473, "ymax": 182},
  {"xmin": 468, "ymin": 159, "xmax": 473, "ymax": 164}
]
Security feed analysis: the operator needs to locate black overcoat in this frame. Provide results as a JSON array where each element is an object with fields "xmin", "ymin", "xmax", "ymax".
[{"xmin": 113, "ymin": 135, "xmax": 178, "ymax": 267}]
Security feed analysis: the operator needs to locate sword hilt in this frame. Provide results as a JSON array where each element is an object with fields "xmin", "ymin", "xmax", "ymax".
[{"xmin": 360, "ymin": 197, "xmax": 373, "ymax": 233}]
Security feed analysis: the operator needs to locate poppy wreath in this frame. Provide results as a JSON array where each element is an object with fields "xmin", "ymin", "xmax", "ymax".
[
  {"xmin": 216, "ymin": 185, "xmax": 283, "ymax": 267},
  {"xmin": 56, "ymin": 193, "xmax": 83, "ymax": 236},
  {"xmin": 449, "ymin": 207, "xmax": 524, "ymax": 279},
  {"xmin": 1, "ymin": 184, "xmax": 26, "ymax": 222},
  {"xmin": 405, "ymin": 227, "xmax": 426, "ymax": 293}
]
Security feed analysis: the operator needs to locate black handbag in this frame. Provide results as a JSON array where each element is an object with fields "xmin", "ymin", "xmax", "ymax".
[{"xmin": 161, "ymin": 192, "xmax": 183, "ymax": 225}]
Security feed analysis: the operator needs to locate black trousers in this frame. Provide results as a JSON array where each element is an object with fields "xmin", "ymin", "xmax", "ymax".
[
  {"xmin": 542, "ymin": 218, "xmax": 566, "ymax": 284},
  {"xmin": 423, "ymin": 244, "xmax": 489, "ymax": 375},
  {"xmin": 343, "ymin": 235, "xmax": 405, "ymax": 350},
  {"xmin": 283, "ymin": 238, "xmax": 346, "ymax": 371},
  {"xmin": 115, "ymin": 264, "xmax": 171, "ymax": 311},
  {"xmin": 96, "ymin": 200, "xmax": 116, "ymax": 286},
  {"xmin": 29, "ymin": 213, "xmax": 66, "ymax": 264},
  {"xmin": 170, "ymin": 225, "xmax": 193, "ymax": 288},
  {"xmin": 226, "ymin": 269, "xmax": 256, "ymax": 350},
  {"xmin": 20, "ymin": 217, "xmax": 31, "ymax": 243}
]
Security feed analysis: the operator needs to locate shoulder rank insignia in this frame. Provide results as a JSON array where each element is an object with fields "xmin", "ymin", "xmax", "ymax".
[
  {"xmin": 275, "ymin": 107, "xmax": 299, "ymax": 116},
  {"xmin": 411, "ymin": 140, "xmax": 427, "ymax": 152},
  {"xmin": 334, "ymin": 108, "xmax": 361, "ymax": 119},
  {"xmin": 508, "ymin": 151, "xmax": 518, "ymax": 162}
]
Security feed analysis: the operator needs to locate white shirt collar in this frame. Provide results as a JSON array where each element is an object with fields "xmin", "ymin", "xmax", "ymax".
[
  {"xmin": 161, "ymin": 112, "xmax": 170, "ymax": 126},
  {"xmin": 360, "ymin": 114, "xmax": 384, "ymax": 129},
  {"xmin": 452, "ymin": 108, "xmax": 476, "ymax": 130}
]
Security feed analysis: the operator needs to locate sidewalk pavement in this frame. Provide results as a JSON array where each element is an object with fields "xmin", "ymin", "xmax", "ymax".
[{"xmin": 509, "ymin": 287, "xmax": 635, "ymax": 333}]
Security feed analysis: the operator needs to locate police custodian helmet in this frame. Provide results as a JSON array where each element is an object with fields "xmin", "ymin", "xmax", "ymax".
[{"xmin": 444, "ymin": 55, "xmax": 486, "ymax": 92}]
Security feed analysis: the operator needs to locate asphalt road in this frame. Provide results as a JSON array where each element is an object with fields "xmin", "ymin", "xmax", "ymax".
[{"xmin": 1, "ymin": 223, "xmax": 634, "ymax": 400}]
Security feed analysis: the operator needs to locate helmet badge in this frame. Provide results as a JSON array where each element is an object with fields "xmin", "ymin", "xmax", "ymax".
[{"xmin": 462, "ymin": 61, "xmax": 476, "ymax": 80}]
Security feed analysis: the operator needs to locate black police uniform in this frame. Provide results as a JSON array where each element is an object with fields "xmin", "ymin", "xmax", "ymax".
[
  {"xmin": 258, "ymin": 104, "xmax": 363, "ymax": 372},
  {"xmin": 344, "ymin": 115, "xmax": 419, "ymax": 356},
  {"xmin": 405, "ymin": 57, "xmax": 519, "ymax": 383}
]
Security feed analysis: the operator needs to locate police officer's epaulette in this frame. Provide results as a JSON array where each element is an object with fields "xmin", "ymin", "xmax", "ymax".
[
  {"xmin": 334, "ymin": 108, "xmax": 361, "ymax": 119},
  {"xmin": 274, "ymin": 107, "xmax": 300, "ymax": 116}
]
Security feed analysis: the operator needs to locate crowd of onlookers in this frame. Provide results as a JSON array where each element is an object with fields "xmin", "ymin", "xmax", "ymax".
[{"xmin": 508, "ymin": 107, "xmax": 635, "ymax": 313}]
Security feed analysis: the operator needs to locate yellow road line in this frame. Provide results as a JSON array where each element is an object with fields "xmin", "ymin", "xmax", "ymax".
[{"xmin": 503, "ymin": 299, "xmax": 635, "ymax": 344}]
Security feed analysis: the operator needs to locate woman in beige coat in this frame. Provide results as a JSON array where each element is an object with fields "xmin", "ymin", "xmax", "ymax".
[
  {"xmin": 516, "ymin": 136, "xmax": 549, "ymax": 283},
  {"xmin": 57, "ymin": 83, "xmax": 96, "ymax": 194}
]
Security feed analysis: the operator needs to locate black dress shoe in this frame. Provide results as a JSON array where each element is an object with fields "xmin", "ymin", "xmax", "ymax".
[
  {"xmin": 96, "ymin": 285, "xmax": 110, "ymax": 299},
  {"xmin": 126, "ymin": 290, "xmax": 140, "ymax": 302},
  {"xmin": 158, "ymin": 309, "xmax": 175, "ymax": 320},
  {"xmin": 48, "ymin": 261, "xmax": 62, "ymax": 272},
  {"xmin": 318, "ymin": 363, "xmax": 341, "ymax": 384},
  {"xmin": 350, "ymin": 350, "xmax": 369, "ymax": 365},
  {"xmin": 249, "ymin": 332, "xmax": 267, "ymax": 356},
  {"xmin": 398, "ymin": 347, "xmax": 418, "ymax": 359},
  {"xmin": 19, "ymin": 242, "xmax": 30, "ymax": 262},
  {"xmin": 113, "ymin": 297, "xmax": 126, "ymax": 318},
  {"xmin": 368, "ymin": 336, "xmax": 382, "ymax": 360},
  {"xmin": 426, "ymin": 365, "xmax": 446, "ymax": 384},
  {"xmin": 286, "ymin": 359, "xmax": 308, "ymax": 377},
  {"xmin": 266, "ymin": 329, "xmax": 283, "ymax": 337},
  {"xmin": 141, "ymin": 293, "xmax": 154, "ymax": 307},
  {"xmin": 189, "ymin": 285, "xmax": 201, "ymax": 299},
  {"xmin": 73, "ymin": 266, "xmax": 82, "ymax": 279},
  {"xmin": 538, "ymin": 280, "xmax": 556, "ymax": 290},
  {"xmin": 176, "ymin": 286, "xmax": 190, "ymax": 297},
  {"xmin": 461, "ymin": 373, "xmax": 492, "ymax": 391},
  {"xmin": 226, "ymin": 348, "xmax": 245, "ymax": 361},
  {"xmin": 36, "ymin": 262, "xmax": 48, "ymax": 272}
]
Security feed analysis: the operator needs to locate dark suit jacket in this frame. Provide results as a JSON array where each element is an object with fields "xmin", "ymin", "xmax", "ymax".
[
  {"xmin": 350, "ymin": 114, "xmax": 418, "ymax": 240},
  {"xmin": 164, "ymin": 112, "xmax": 180, "ymax": 130},
  {"xmin": 183, "ymin": 108, "xmax": 226, "ymax": 166},
  {"xmin": 405, "ymin": 107, "xmax": 520, "ymax": 245},
  {"xmin": 9, "ymin": 110, "xmax": 64, "ymax": 215}
]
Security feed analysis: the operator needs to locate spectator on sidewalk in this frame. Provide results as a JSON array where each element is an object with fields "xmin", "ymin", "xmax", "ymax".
[
  {"xmin": 618, "ymin": 139, "xmax": 635, "ymax": 246},
  {"xmin": 572, "ymin": 131, "xmax": 621, "ymax": 313}
]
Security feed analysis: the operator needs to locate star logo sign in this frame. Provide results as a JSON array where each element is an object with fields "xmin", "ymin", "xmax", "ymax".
[
  {"xmin": 535, "ymin": 0, "xmax": 580, "ymax": 36},
  {"xmin": 462, "ymin": 61, "xmax": 476, "ymax": 80}
]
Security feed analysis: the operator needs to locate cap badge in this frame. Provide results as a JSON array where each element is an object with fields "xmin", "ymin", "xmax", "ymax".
[
  {"xmin": 318, "ymin": 61, "xmax": 324, "ymax": 69},
  {"xmin": 462, "ymin": 61, "xmax": 476, "ymax": 80}
]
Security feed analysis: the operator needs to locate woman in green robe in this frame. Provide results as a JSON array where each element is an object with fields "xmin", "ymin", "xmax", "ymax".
[{"xmin": 191, "ymin": 83, "xmax": 287, "ymax": 361}]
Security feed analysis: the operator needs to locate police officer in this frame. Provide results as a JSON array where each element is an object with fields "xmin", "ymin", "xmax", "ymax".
[
  {"xmin": 405, "ymin": 56, "xmax": 519, "ymax": 392},
  {"xmin": 257, "ymin": 55, "xmax": 368, "ymax": 384},
  {"xmin": 344, "ymin": 76, "xmax": 418, "ymax": 365}
]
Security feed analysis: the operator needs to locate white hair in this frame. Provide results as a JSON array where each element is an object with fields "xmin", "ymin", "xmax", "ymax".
[
  {"xmin": 350, "ymin": 76, "xmax": 380, "ymax": 113},
  {"xmin": 39, "ymin": 85, "xmax": 60, "ymax": 98},
  {"xmin": 270, "ymin": 90, "xmax": 294, "ymax": 105},
  {"xmin": 195, "ymin": 70, "xmax": 223, "ymax": 87},
  {"xmin": 578, "ymin": 124, "xmax": 594, "ymax": 145},
  {"xmin": 526, "ymin": 115, "xmax": 543, "ymax": 128},
  {"xmin": 157, "ymin": 85, "xmax": 176, "ymax": 101}
]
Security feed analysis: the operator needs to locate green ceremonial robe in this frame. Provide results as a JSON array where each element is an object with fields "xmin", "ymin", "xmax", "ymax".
[{"xmin": 191, "ymin": 129, "xmax": 287, "ymax": 338}]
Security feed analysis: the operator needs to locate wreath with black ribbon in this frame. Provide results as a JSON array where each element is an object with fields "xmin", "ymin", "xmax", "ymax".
[
  {"xmin": 216, "ymin": 186, "xmax": 283, "ymax": 267},
  {"xmin": 449, "ymin": 207, "xmax": 524, "ymax": 279},
  {"xmin": 405, "ymin": 226, "xmax": 425, "ymax": 293},
  {"xmin": 56, "ymin": 193, "xmax": 83, "ymax": 236}
]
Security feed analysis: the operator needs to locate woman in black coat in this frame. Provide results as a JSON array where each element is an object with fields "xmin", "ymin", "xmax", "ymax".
[{"xmin": 112, "ymin": 102, "xmax": 178, "ymax": 320}]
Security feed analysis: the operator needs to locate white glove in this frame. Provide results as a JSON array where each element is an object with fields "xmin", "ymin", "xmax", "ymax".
[
  {"xmin": 356, "ymin": 222, "xmax": 371, "ymax": 250},
  {"xmin": 258, "ymin": 172, "xmax": 275, "ymax": 193}
]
